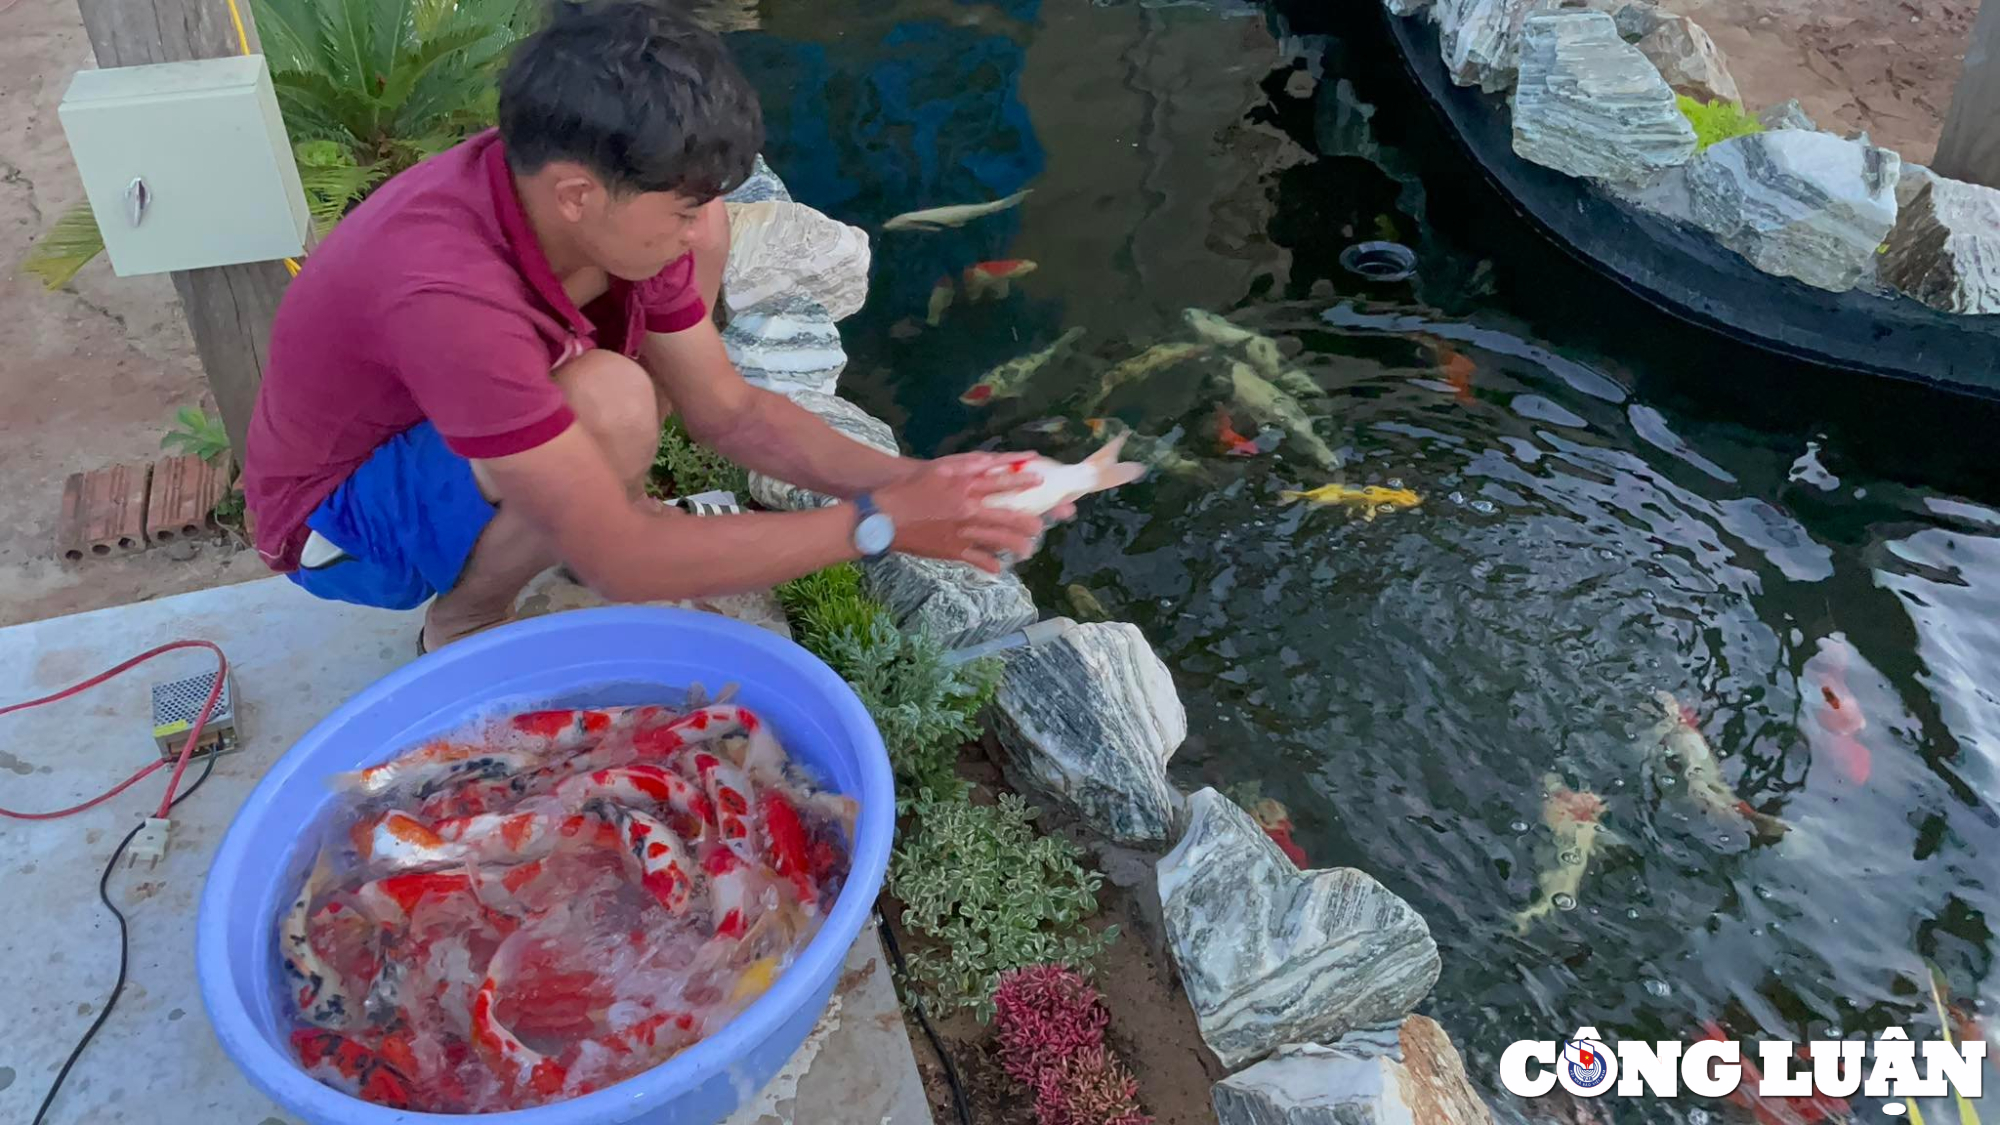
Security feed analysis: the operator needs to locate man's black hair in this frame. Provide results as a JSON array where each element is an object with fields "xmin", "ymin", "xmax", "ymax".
[{"xmin": 499, "ymin": 0, "xmax": 763, "ymax": 200}]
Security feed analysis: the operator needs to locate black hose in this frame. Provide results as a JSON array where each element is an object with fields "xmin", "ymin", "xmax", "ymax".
[{"xmin": 876, "ymin": 908, "xmax": 974, "ymax": 1125}]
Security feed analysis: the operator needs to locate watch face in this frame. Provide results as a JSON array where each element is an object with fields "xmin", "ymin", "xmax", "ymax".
[{"xmin": 857, "ymin": 512, "xmax": 895, "ymax": 555}]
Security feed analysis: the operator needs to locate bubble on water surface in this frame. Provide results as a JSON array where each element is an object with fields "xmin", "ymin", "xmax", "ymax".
[
  {"xmin": 1553, "ymin": 893, "xmax": 1577, "ymax": 912},
  {"xmin": 1510, "ymin": 820, "xmax": 1529, "ymax": 834},
  {"xmin": 1644, "ymin": 979, "xmax": 1671, "ymax": 998},
  {"xmin": 1627, "ymin": 908, "xmax": 1640, "ymax": 920},
  {"xmin": 1687, "ymin": 1110, "xmax": 1712, "ymax": 1125},
  {"xmin": 1388, "ymin": 477, "xmax": 1403, "ymax": 488},
  {"xmin": 1718, "ymin": 835, "xmax": 1732, "ymax": 845},
  {"xmin": 1559, "ymin": 849, "xmax": 1582, "ymax": 865},
  {"xmin": 1470, "ymin": 499, "xmax": 1496, "ymax": 514},
  {"xmin": 1448, "ymin": 491, "xmax": 1466, "ymax": 505}
]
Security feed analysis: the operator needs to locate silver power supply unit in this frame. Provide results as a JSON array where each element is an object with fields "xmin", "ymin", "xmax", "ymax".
[{"xmin": 150, "ymin": 669, "xmax": 242, "ymax": 760}]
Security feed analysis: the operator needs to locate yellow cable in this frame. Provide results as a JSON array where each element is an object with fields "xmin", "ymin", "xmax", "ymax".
[
  {"xmin": 223, "ymin": 0, "xmax": 251, "ymax": 56},
  {"xmin": 224, "ymin": 0, "xmax": 304, "ymax": 277}
]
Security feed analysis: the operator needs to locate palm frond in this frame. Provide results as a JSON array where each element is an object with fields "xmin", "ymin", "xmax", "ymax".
[
  {"xmin": 21, "ymin": 202, "xmax": 106, "ymax": 290},
  {"xmin": 367, "ymin": 0, "xmax": 418, "ymax": 83},
  {"xmin": 249, "ymin": 0, "xmax": 332, "ymax": 73},
  {"xmin": 271, "ymin": 66, "xmax": 379, "ymax": 144},
  {"xmin": 314, "ymin": 0, "xmax": 379, "ymax": 101},
  {"xmin": 297, "ymin": 158, "xmax": 386, "ymax": 236},
  {"xmin": 379, "ymin": 24, "xmax": 503, "ymax": 119}
]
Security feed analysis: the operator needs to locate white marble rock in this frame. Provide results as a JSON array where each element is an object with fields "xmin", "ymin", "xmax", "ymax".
[
  {"xmin": 1897, "ymin": 161, "xmax": 1938, "ymax": 213},
  {"xmin": 1385, "ymin": 0, "xmax": 1433, "ymax": 18},
  {"xmin": 861, "ymin": 553, "xmax": 1037, "ymax": 652},
  {"xmin": 1882, "ymin": 176, "xmax": 2000, "ymax": 314},
  {"xmin": 1434, "ymin": 0, "xmax": 1561, "ymax": 92},
  {"xmin": 1159, "ymin": 789, "xmax": 1441, "ymax": 1069},
  {"xmin": 1685, "ymin": 129, "xmax": 1901, "ymax": 292},
  {"xmin": 724, "ymin": 292, "xmax": 851, "ymax": 398},
  {"xmin": 726, "ymin": 154, "xmax": 794, "ymax": 205},
  {"xmin": 724, "ymin": 200, "xmax": 872, "ymax": 322},
  {"xmin": 1211, "ymin": 1017, "xmax": 1494, "ymax": 1125},
  {"xmin": 746, "ymin": 391, "xmax": 900, "ymax": 511},
  {"xmin": 989, "ymin": 622, "xmax": 1189, "ymax": 846},
  {"xmin": 1511, "ymin": 11, "xmax": 1696, "ymax": 184}
]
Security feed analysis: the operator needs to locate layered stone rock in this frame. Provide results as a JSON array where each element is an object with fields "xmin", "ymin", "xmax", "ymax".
[
  {"xmin": 990, "ymin": 623, "xmax": 1187, "ymax": 846},
  {"xmin": 1159, "ymin": 789, "xmax": 1441, "ymax": 1068},
  {"xmin": 1511, "ymin": 11, "xmax": 1697, "ymax": 184},
  {"xmin": 1211, "ymin": 1017, "xmax": 1494, "ymax": 1125},
  {"xmin": 1434, "ymin": 0, "xmax": 1561, "ymax": 92},
  {"xmin": 1685, "ymin": 129, "xmax": 1901, "ymax": 292},
  {"xmin": 1882, "ymin": 177, "xmax": 2000, "ymax": 314},
  {"xmin": 745, "ymin": 392, "xmax": 899, "ymax": 511},
  {"xmin": 861, "ymin": 554, "xmax": 1036, "ymax": 652}
]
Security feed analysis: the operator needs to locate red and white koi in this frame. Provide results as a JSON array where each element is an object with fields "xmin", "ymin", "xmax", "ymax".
[
  {"xmin": 551, "ymin": 764, "xmax": 711, "ymax": 839},
  {"xmin": 355, "ymin": 810, "xmax": 565, "ymax": 872},
  {"xmin": 1651, "ymin": 692, "xmax": 1789, "ymax": 841},
  {"xmin": 329, "ymin": 740, "xmax": 543, "ymax": 801},
  {"xmin": 598, "ymin": 802, "xmax": 697, "ymax": 914},
  {"xmin": 980, "ymin": 435, "xmax": 1146, "ymax": 517},
  {"xmin": 470, "ymin": 934, "xmax": 569, "ymax": 1100},
  {"xmin": 691, "ymin": 750, "xmax": 760, "ymax": 865},
  {"xmin": 629, "ymin": 704, "xmax": 762, "ymax": 761}
]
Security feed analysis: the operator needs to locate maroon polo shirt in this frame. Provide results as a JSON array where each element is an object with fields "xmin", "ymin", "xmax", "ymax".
[{"xmin": 242, "ymin": 129, "xmax": 706, "ymax": 571}]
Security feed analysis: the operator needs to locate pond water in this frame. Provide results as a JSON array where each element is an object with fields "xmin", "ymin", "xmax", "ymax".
[{"xmin": 726, "ymin": 0, "xmax": 2000, "ymax": 1119}]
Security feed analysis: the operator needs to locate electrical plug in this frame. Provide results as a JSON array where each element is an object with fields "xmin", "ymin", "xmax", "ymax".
[{"xmin": 127, "ymin": 817, "xmax": 172, "ymax": 867}]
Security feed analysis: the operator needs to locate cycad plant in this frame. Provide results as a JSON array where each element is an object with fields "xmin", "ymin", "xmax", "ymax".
[{"xmin": 21, "ymin": 0, "xmax": 541, "ymax": 289}]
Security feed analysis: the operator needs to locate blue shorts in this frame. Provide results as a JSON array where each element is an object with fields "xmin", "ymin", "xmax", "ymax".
[{"xmin": 289, "ymin": 422, "xmax": 497, "ymax": 611}]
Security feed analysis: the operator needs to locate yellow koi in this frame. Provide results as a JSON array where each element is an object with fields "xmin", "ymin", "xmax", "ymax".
[{"xmin": 1279, "ymin": 483, "xmax": 1422, "ymax": 520}]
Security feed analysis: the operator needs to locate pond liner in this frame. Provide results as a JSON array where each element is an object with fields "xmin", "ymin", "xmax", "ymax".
[{"xmin": 1376, "ymin": 7, "xmax": 2000, "ymax": 401}]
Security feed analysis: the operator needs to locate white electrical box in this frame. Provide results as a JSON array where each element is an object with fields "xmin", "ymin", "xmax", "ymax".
[{"xmin": 58, "ymin": 55, "xmax": 309, "ymax": 276}]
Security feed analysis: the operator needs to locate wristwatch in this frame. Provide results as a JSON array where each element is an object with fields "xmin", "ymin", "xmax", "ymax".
[{"xmin": 852, "ymin": 492, "xmax": 895, "ymax": 560}]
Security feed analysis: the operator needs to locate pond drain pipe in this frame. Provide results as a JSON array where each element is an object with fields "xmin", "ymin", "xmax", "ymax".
[{"xmin": 940, "ymin": 616, "xmax": 1077, "ymax": 667}]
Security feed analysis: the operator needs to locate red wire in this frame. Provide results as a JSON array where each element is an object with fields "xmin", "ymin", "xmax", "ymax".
[{"xmin": 0, "ymin": 640, "xmax": 228, "ymax": 821}]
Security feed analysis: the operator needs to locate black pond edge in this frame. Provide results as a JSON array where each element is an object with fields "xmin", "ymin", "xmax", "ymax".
[{"xmin": 1377, "ymin": 7, "xmax": 2000, "ymax": 402}]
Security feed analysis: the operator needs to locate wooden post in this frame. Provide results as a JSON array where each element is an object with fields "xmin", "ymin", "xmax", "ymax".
[
  {"xmin": 73, "ymin": 0, "xmax": 289, "ymax": 461},
  {"xmin": 1936, "ymin": 0, "xmax": 2000, "ymax": 190}
]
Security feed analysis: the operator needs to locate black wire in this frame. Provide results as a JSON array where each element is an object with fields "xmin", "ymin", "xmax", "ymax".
[
  {"xmin": 876, "ymin": 907, "xmax": 974, "ymax": 1125},
  {"xmin": 32, "ymin": 751, "xmax": 219, "ymax": 1125}
]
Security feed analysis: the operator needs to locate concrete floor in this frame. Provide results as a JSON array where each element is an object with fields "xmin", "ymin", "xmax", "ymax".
[{"xmin": 0, "ymin": 577, "xmax": 928, "ymax": 1124}]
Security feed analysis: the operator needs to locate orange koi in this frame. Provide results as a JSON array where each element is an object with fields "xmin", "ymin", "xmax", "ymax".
[
  {"xmin": 1214, "ymin": 405, "xmax": 1261, "ymax": 457},
  {"xmin": 292, "ymin": 1028, "xmax": 415, "ymax": 1109},
  {"xmin": 1246, "ymin": 797, "xmax": 1309, "ymax": 867},
  {"xmin": 963, "ymin": 258, "xmax": 1037, "ymax": 301},
  {"xmin": 1697, "ymin": 1021, "xmax": 1849, "ymax": 1125},
  {"xmin": 1437, "ymin": 345, "xmax": 1476, "ymax": 404}
]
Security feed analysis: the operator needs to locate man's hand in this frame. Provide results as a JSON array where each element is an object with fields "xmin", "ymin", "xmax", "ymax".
[{"xmin": 876, "ymin": 456, "xmax": 1050, "ymax": 573}]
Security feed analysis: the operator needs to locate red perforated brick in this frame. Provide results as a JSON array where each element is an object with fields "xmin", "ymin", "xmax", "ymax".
[
  {"xmin": 146, "ymin": 454, "xmax": 231, "ymax": 545},
  {"xmin": 56, "ymin": 463, "xmax": 151, "ymax": 561}
]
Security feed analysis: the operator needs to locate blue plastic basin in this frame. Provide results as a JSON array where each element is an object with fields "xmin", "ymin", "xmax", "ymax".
[{"xmin": 197, "ymin": 606, "xmax": 892, "ymax": 1125}]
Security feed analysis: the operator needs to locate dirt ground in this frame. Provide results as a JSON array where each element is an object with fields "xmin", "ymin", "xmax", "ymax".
[
  {"xmin": 1660, "ymin": 0, "xmax": 1975, "ymax": 164},
  {"xmin": 0, "ymin": 0, "xmax": 263, "ymax": 629},
  {"xmin": 899, "ymin": 759, "xmax": 1222, "ymax": 1125}
]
